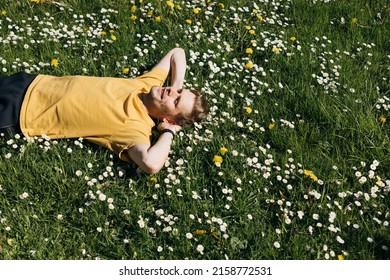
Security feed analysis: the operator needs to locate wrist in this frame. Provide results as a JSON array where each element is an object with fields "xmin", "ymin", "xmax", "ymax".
[{"xmin": 160, "ymin": 128, "xmax": 175, "ymax": 139}]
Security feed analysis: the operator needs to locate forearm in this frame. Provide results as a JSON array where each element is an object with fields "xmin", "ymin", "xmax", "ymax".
[
  {"xmin": 143, "ymin": 133, "xmax": 174, "ymax": 174},
  {"xmin": 170, "ymin": 48, "xmax": 187, "ymax": 88}
]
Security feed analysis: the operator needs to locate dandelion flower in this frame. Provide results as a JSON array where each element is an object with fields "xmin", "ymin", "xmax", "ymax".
[
  {"xmin": 245, "ymin": 61, "xmax": 254, "ymax": 69},
  {"xmin": 155, "ymin": 16, "xmax": 161, "ymax": 22},
  {"xmin": 185, "ymin": 19, "xmax": 192, "ymax": 24},
  {"xmin": 351, "ymin": 18, "xmax": 358, "ymax": 23},
  {"xmin": 338, "ymin": 255, "xmax": 344, "ymax": 260},
  {"xmin": 245, "ymin": 107, "xmax": 253, "ymax": 114},
  {"xmin": 268, "ymin": 123, "xmax": 276, "ymax": 130},
  {"xmin": 379, "ymin": 115, "xmax": 386, "ymax": 123},
  {"xmin": 51, "ymin": 59, "xmax": 59, "ymax": 67},
  {"xmin": 193, "ymin": 8, "xmax": 200, "ymax": 14},
  {"xmin": 130, "ymin": 15, "xmax": 137, "ymax": 21},
  {"xmin": 166, "ymin": 1, "xmax": 174, "ymax": 8},
  {"xmin": 272, "ymin": 47, "xmax": 280, "ymax": 54},
  {"xmin": 290, "ymin": 36, "xmax": 297, "ymax": 41},
  {"xmin": 213, "ymin": 155, "xmax": 223, "ymax": 164},
  {"xmin": 220, "ymin": 147, "xmax": 228, "ymax": 155},
  {"xmin": 245, "ymin": 48, "xmax": 253, "ymax": 54}
]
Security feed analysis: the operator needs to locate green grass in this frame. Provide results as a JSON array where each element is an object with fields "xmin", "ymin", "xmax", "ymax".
[{"xmin": 0, "ymin": 0, "xmax": 389, "ymax": 260}]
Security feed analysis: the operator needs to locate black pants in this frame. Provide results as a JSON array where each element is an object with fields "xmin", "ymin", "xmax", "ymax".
[{"xmin": 0, "ymin": 72, "xmax": 37, "ymax": 135}]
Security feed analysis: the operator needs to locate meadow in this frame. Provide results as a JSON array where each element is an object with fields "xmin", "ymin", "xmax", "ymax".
[{"xmin": 0, "ymin": 0, "xmax": 389, "ymax": 260}]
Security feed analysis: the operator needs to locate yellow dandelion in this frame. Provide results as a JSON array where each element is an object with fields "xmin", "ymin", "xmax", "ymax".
[
  {"xmin": 351, "ymin": 18, "xmax": 358, "ymax": 23},
  {"xmin": 290, "ymin": 36, "xmax": 297, "ymax": 41},
  {"xmin": 272, "ymin": 47, "xmax": 280, "ymax": 54},
  {"xmin": 147, "ymin": 10, "xmax": 154, "ymax": 16},
  {"xmin": 219, "ymin": 3, "xmax": 225, "ymax": 9},
  {"xmin": 193, "ymin": 229, "xmax": 207, "ymax": 235},
  {"xmin": 245, "ymin": 25, "xmax": 251, "ymax": 30},
  {"xmin": 130, "ymin": 14, "xmax": 137, "ymax": 21},
  {"xmin": 257, "ymin": 15, "xmax": 264, "ymax": 21},
  {"xmin": 220, "ymin": 147, "xmax": 228, "ymax": 155},
  {"xmin": 111, "ymin": 34, "xmax": 117, "ymax": 41},
  {"xmin": 338, "ymin": 255, "xmax": 344, "ymax": 260},
  {"xmin": 245, "ymin": 107, "xmax": 253, "ymax": 114},
  {"xmin": 379, "ymin": 115, "xmax": 386, "ymax": 123},
  {"xmin": 245, "ymin": 61, "xmax": 254, "ymax": 69},
  {"xmin": 100, "ymin": 31, "xmax": 107, "ymax": 36},
  {"xmin": 193, "ymin": 8, "xmax": 200, "ymax": 14},
  {"xmin": 122, "ymin": 68, "xmax": 129, "ymax": 74},
  {"xmin": 249, "ymin": 29, "xmax": 256, "ymax": 35},
  {"xmin": 268, "ymin": 123, "xmax": 276, "ymax": 130},
  {"xmin": 303, "ymin": 169, "xmax": 312, "ymax": 176},
  {"xmin": 213, "ymin": 155, "xmax": 223, "ymax": 164},
  {"xmin": 1, "ymin": 10, "xmax": 6, "ymax": 16},
  {"xmin": 155, "ymin": 16, "xmax": 161, "ymax": 22},
  {"xmin": 175, "ymin": 4, "xmax": 182, "ymax": 9},
  {"xmin": 131, "ymin": 5, "xmax": 137, "ymax": 13},
  {"xmin": 166, "ymin": 0, "xmax": 174, "ymax": 8},
  {"xmin": 150, "ymin": 177, "xmax": 158, "ymax": 183},
  {"xmin": 50, "ymin": 58, "xmax": 59, "ymax": 67},
  {"xmin": 185, "ymin": 19, "xmax": 192, "ymax": 24},
  {"xmin": 246, "ymin": 48, "xmax": 253, "ymax": 54}
]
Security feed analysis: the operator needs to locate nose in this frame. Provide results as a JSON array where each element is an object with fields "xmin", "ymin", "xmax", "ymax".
[{"xmin": 168, "ymin": 87, "xmax": 178, "ymax": 96}]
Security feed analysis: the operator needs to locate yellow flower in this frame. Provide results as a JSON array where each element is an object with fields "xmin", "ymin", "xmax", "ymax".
[
  {"xmin": 148, "ymin": 10, "xmax": 154, "ymax": 16},
  {"xmin": 304, "ymin": 169, "xmax": 318, "ymax": 181},
  {"xmin": 31, "ymin": 0, "xmax": 45, "ymax": 3},
  {"xmin": 245, "ymin": 48, "xmax": 253, "ymax": 54},
  {"xmin": 1, "ymin": 10, "xmax": 6, "ymax": 16},
  {"xmin": 155, "ymin": 16, "xmax": 161, "ymax": 22},
  {"xmin": 220, "ymin": 147, "xmax": 228, "ymax": 155},
  {"xmin": 213, "ymin": 155, "xmax": 223, "ymax": 164},
  {"xmin": 185, "ymin": 19, "xmax": 192, "ymax": 24},
  {"xmin": 268, "ymin": 123, "xmax": 276, "ymax": 130},
  {"xmin": 111, "ymin": 34, "xmax": 117, "ymax": 41},
  {"xmin": 257, "ymin": 15, "xmax": 264, "ymax": 21},
  {"xmin": 175, "ymin": 4, "xmax": 182, "ymax": 10},
  {"xmin": 193, "ymin": 8, "xmax": 200, "ymax": 14},
  {"xmin": 122, "ymin": 68, "xmax": 129, "ymax": 74},
  {"xmin": 338, "ymin": 255, "xmax": 344, "ymax": 260},
  {"xmin": 150, "ymin": 177, "xmax": 158, "ymax": 183},
  {"xmin": 249, "ymin": 29, "xmax": 256, "ymax": 35},
  {"xmin": 290, "ymin": 36, "xmax": 296, "ymax": 41},
  {"xmin": 272, "ymin": 47, "xmax": 280, "ymax": 54},
  {"xmin": 253, "ymin": 9, "xmax": 258, "ymax": 14},
  {"xmin": 131, "ymin": 5, "xmax": 137, "ymax": 13},
  {"xmin": 379, "ymin": 115, "xmax": 386, "ymax": 123},
  {"xmin": 166, "ymin": 1, "xmax": 174, "ymax": 8},
  {"xmin": 351, "ymin": 18, "xmax": 358, "ymax": 23},
  {"xmin": 219, "ymin": 3, "xmax": 225, "ymax": 9},
  {"xmin": 130, "ymin": 14, "xmax": 137, "ymax": 21},
  {"xmin": 50, "ymin": 58, "xmax": 59, "ymax": 67},
  {"xmin": 245, "ymin": 61, "xmax": 254, "ymax": 69},
  {"xmin": 245, "ymin": 25, "xmax": 251, "ymax": 30},
  {"xmin": 245, "ymin": 107, "xmax": 252, "ymax": 114},
  {"xmin": 100, "ymin": 31, "xmax": 107, "ymax": 36}
]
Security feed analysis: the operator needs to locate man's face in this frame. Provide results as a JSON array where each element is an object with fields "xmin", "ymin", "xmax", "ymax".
[{"xmin": 143, "ymin": 86, "xmax": 196, "ymax": 122}]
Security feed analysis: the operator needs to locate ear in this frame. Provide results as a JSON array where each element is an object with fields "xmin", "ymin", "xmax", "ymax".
[{"xmin": 162, "ymin": 117, "xmax": 177, "ymax": 125}]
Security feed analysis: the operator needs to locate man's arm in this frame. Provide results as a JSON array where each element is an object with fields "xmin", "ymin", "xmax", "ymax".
[
  {"xmin": 155, "ymin": 47, "xmax": 187, "ymax": 88},
  {"xmin": 127, "ymin": 123, "xmax": 181, "ymax": 174}
]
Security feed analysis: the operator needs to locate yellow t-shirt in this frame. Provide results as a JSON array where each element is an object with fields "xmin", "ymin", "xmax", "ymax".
[{"xmin": 20, "ymin": 67, "xmax": 168, "ymax": 160}]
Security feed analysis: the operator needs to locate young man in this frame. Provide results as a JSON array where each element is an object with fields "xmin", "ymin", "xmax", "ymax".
[{"xmin": 0, "ymin": 48, "xmax": 209, "ymax": 174}]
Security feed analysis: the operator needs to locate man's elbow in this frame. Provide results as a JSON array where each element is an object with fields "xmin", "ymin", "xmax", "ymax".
[{"xmin": 142, "ymin": 161, "xmax": 163, "ymax": 175}]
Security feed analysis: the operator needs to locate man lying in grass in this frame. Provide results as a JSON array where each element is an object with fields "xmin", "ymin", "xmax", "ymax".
[{"xmin": 0, "ymin": 48, "xmax": 209, "ymax": 174}]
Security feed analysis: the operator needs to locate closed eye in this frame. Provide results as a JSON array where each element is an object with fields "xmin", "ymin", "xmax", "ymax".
[{"xmin": 175, "ymin": 96, "xmax": 181, "ymax": 107}]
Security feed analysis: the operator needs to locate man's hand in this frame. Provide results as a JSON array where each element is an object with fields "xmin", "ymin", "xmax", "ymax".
[{"xmin": 158, "ymin": 121, "xmax": 182, "ymax": 134}]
